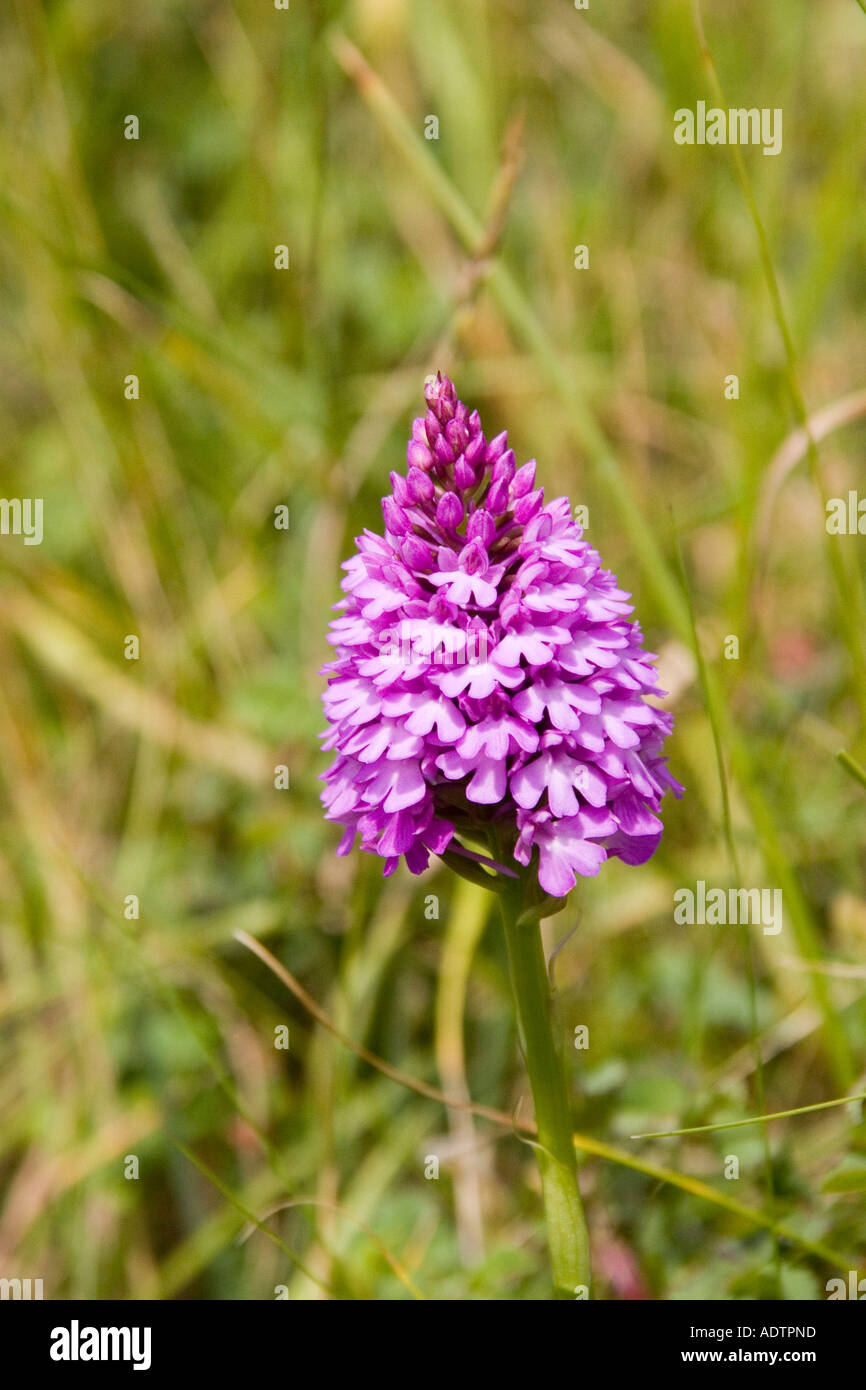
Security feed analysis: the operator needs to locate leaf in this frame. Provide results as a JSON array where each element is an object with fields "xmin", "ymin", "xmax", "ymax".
[{"xmin": 822, "ymin": 1163, "xmax": 866, "ymax": 1194}]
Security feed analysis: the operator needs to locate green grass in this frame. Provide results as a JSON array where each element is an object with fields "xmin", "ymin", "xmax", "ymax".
[{"xmin": 0, "ymin": 0, "xmax": 865, "ymax": 1300}]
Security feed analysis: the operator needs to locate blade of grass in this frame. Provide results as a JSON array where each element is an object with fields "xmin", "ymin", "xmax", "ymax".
[
  {"xmin": 170, "ymin": 1138, "xmax": 329, "ymax": 1293},
  {"xmin": 633, "ymin": 1091, "xmax": 866, "ymax": 1140},
  {"xmin": 694, "ymin": 1, "xmax": 866, "ymax": 730},
  {"xmin": 435, "ymin": 878, "xmax": 493, "ymax": 1262},
  {"xmin": 0, "ymin": 589, "xmax": 272, "ymax": 784},
  {"xmin": 837, "ymin": 750, "xmax": 866, "ymax": 793},
  {"xmin": 239, "ymin": 1198, "xmax": 427, "ymax": 1300},
  {"xmin": 673, "ymin": 527, "xmax": 780, "ymax": 1287}
]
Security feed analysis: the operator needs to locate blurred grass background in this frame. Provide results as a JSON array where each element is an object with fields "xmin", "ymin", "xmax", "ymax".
[{"xmin": 1, "ymin": 0, "xmax": 865, "ymax": 1300}]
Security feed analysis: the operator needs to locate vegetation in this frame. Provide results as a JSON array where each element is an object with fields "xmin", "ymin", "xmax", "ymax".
[{"xmin": 1, "ymin": 0, "xmax": 865, "ymax": 1300}]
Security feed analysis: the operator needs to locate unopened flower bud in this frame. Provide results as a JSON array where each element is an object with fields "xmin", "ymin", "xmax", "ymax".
[
  {"xmin": 407, "ymin": 440, "xmax": 433, "ymax": 471},
  {"xmin": 511, "ymin": 459, "xmax": 537, "ymax": 498},
  {"xmin": 453, "ymin": 456, "xmax": 476, "ymax": 490},
  {"xmin": 407, "ymin": 467, "xmax": 434, "ymax": 503},
  {"xmin": 486, "ymin": 430, "xmax": 508, "ymax": 464},
  {"xmin": 382, "ymin": 497, "xmax": 410, "ymax": 534},
  {"xmin": 466, "ymin": 509, "xmax": 496, "ymax": 547},
  {"xmin": 436, "ymin": 493, "xmax": 464, "ymax": 530}
]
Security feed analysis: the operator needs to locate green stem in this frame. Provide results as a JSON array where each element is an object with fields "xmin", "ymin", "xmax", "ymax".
[{"xmin": 497, "ymin": 877, "xmax": 590, "ymax": 1299}]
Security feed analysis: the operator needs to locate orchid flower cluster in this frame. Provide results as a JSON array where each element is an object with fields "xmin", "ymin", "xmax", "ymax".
[{"xmin": 320, "ymin": 374, "xmax": 680, "ymax": 898}]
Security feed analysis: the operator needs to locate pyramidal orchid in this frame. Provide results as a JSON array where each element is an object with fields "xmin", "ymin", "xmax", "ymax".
[{"xmin": 320, "ymin": 373, "xmax": 681, "ymax": 1297}]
